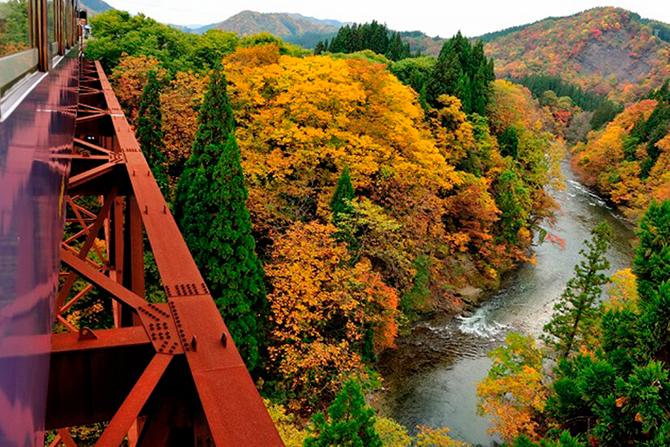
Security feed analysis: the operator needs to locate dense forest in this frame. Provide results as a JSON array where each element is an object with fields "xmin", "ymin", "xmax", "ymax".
[
  {"xmin": 572, "ymin": 81, "xmax": 670, "ymax": 221},
  {"xmin": 69, "ymin": 8, "xmax": 570, "ymax": 446},
  {"xmin": 476, "ymin": 202, "xmax": 670, "ymax": 445},
  {"xmin": 486, "ymin": 7, "xmax": 670, "ymax": 102},
  {"xmin": 63, "ymin": 5, "xmax": 670, "ymax": 446},
  {"xmin": 314, "ymin": 21, "xmax": 413, "ymax": 61}
]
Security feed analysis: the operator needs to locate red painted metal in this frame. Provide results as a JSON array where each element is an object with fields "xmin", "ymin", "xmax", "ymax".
[
  {"xmin": 42, "ymin": 59, "xmax": 284, "ymax": 445},
  {"xmin": 0, "ymin": 49, "xmax": 80, "ymax": 446},
  {"xmin": 94, "ymin": 354, "xmax": 173, "ymax": 447}
]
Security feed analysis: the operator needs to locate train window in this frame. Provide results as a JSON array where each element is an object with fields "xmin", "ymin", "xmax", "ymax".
[
  {"xmin": 0, "ymin": 0, "xmax": 31, "ymax": 58},
  {"xmin": 65, "ymin": 0, "xmax": 72, "ymax": 48},
  {"xmin": 47, "ymin": 0, "xmax": 56, "ymax": 57}
]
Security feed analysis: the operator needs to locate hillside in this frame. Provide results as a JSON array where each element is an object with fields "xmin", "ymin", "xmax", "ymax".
[
  {"xmin": 572, "ymin": 82, "xmax": 670, "ymax": 220},
  {"xmin": 288, "ymin": 13, "xmax": 349, "ymax": 29},
  {"xmin": 211, "ymin": 10, "xmax": 339, "ymax": 47},
  {"xmin": 80, "ymin": 0, "xmax": 114, "ymax": 17},
  {"xmin": 398, "ymin": 31, "xmax": 445, "ymax": 56},
  {"xmin": 485, "ymin": 7, "xmax": 670, "ymax": 102}
]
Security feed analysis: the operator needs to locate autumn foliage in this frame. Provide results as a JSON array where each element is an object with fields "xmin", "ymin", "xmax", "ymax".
[
  {"xmin": 573, "ymin": 84, "xmax": 670, "ymax": 220},
  {"xmin": 486, "ymin": 7, "xmax": 670, "ymax": 102},
  {"xmin": 477, "ymin": 333, "xmax": 548, "ymax": 442},
  {"xmin": 265, "ymin": 222, "xmax": 397, "ymax": 409},
  {"xmin": 105, "ymin": 37, "xmax": 558, "ymax": 417}
]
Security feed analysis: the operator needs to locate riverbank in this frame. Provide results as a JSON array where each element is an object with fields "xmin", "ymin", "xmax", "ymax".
[{"xmin": 376, "ymin": 159, "xmax": 636, "ymax": 446}]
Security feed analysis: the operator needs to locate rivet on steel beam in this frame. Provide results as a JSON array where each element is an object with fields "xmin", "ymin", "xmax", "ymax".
[
  {"xmin": 163, "ymin": 205, "xmax": 167, "ymax": 214},
  {"xmin": 147, "ymin": 170, "xmax": 150, "ymax": 176},
  {"xmin": 78, "ymin": 327, "xmax": 98, "ymax": 341},
  {"xmin": 132, "ymin": 169, "xmax": 135, "ymax": 176},
  {"xmin": 144, "ymin": 205, "xmax": 148, "ymax": 214},
  {"xmin": 221, "ymin": 332, "xmax": 227, "ymax": 347}
]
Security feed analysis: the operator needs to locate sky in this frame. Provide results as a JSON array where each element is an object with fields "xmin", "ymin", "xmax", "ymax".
[{"xmin": 102, "ymin": 0, "xmax": 670, "ymax": 37}]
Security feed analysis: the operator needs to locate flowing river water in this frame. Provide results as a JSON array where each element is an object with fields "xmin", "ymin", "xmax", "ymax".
[{"xmin": 382, "ymin": 160, "xmax": 636, "ymax": 446}]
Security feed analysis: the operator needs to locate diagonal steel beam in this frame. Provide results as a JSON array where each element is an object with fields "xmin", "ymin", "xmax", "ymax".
[
  {"xmin": 68, "ymin": 162, "xmax": 119, "ymax": 189},
  {"xmin": 73, "ymin": 137, "xmax": 113, "ymax": 156},
  {"xmin": 57, "ymin": 187, "xmax": 118, "ymax": 313},
  {"xmin": 94, "ymin": 354, "xmax": 172, "ymax": 447},
  {"xmin": 56, "ymin": 429, "xmax": 78, "ymax": 447},
  {"xmin": 60, "ymin": 249, "xmax": 146, "ymax": 311},
  {"xmin": 75, "ymin": 112, "xmax": 107, "ymax": 123}
]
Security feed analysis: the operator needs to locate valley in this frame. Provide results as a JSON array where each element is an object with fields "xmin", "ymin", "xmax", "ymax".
[{"xmin": 37, "ymin": 1, "xmax": 670, "ymax": 445}]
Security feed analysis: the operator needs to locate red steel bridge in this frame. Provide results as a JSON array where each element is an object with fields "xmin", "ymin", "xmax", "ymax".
[{"xmin": 0, "ymin": 1, "xmax": 283, "ymax": 446}]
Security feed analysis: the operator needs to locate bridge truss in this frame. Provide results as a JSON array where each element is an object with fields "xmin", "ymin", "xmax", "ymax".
[{"xmin": 47, "ymin": 60, "xmax": 282, "ymax": 447}]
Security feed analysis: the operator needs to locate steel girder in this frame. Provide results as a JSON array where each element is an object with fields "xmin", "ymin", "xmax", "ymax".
[{"xmin": 47, "ymin": 60, "xmax": 283, "ymax": 447}]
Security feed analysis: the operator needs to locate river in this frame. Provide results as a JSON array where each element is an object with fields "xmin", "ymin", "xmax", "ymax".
[{"xmin": 382, "ymin": 160, "xmax": 636, "ymax": 446}]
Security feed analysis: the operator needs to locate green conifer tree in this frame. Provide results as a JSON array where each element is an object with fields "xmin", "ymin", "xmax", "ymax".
[
  {"xmin": 330, "ymin": 166, "xmax": 355, "ymax": 224},
  {"xmin": 136, "ymin": 70, "xmax": 169, "ymax": 198},
  {"xmin": 426, "ymin": 48, "xmax": 462, "ymax": 108},
  {"xmin": 305, "ymin": 379, "xmax": 382, "ymax": 447},
  {"xmin": 542, "ymin": 223, "xmax": 613, "ymax": 359},
  {"xmin": 499, "ymin": 126, "xmax": 520, "ymax": 159},
  {"xmin": 494, "ymin": 170, "xmax": 530, "ymax": 244},
  {"xmin": 426, "ymin": 34, "xmax": 495, "ymax": 113},
  {"xmin": 173, "ymin": 65, "xmax": 267, "ymax": 372},
  {"xmin": 634, "ymin": 200, "xmax": 670, "ymax": 361}
]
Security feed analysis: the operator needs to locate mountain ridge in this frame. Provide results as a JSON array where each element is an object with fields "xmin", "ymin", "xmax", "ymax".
[
  {"xmin": 80, "ymin": 0, "xmax": 114, "ymax": 17},
  {"xmin": 484, "ymin": 7, "xmax": 670, "ymax": 101}
]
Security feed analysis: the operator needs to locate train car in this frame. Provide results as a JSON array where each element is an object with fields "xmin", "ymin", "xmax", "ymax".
[{"xmin": 0, "ymin": 1, "xmax": 81, "ymax": 445}]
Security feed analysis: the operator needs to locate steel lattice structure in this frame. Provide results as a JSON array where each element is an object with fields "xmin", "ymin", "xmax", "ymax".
[{"xmin": 46, "ymin": 60, "xmax": 283, "ymax": 447}]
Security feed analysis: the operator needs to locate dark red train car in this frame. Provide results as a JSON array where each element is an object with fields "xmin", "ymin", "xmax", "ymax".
[{"xmin": 1, "ymin": 1, "xmax": 80, "ymax": 445}]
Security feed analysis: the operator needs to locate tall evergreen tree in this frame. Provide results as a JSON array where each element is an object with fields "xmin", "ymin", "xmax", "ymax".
[
  {"xmin": 136, "ymin": 70, "xmax": 169, "ymax": 198},
  {"xmin": 426, "ymin": 48, "xmax": 462, "ymax": 108},
  {"xmin": 634, "ymin": 200, "xmax": 670, "ymax": 361},
  {"xmin": 493, "ymin": 170, "xmax": 530, "ymax": 244},
  {"xmin": 173, "ymin": 65, "xmax": 267, "ymax": 372},
  {"xmin": 330, "ymin": 166, "xmax": 355, "ymax": 224},
  {"xmin": 426, "ymin": 33, "xmax": 495, "ymax": 113},
  {"xmin": 542, "ymin": 223, "xmax": 613, "ymax": 359},
  {"xmin": 499, "ymin": 126, "xmax": 520, "ymax": 159},
  {"xmin": 305, "ymin": 379, "xmax": 382, "ymax": 447},
  {"xmin": 318, "ymin": 20, "xmax": 410, "ymax": 60}
]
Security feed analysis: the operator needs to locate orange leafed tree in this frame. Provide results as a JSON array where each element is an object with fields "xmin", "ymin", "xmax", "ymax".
[
  {"xmin": 477, "ymin": 332, "xmax": 548, "ymax": 442},
  {"xmin": 572, "ymin": 99, "xmax": 663, "ymax": 220},
  {"xmin": 111, "ymin": 54, "xmax": 167, "ymax": 124},
  {"xmin": 160, "ymin": 71, "xmax": 208, "ymax": 182},
  {"xmin": 265, "ymin": 222, "xmax": 398, "ymax": 411}
]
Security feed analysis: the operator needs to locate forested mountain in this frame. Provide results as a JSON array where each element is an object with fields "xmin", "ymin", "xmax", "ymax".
[
  {"xmin": 210, "ymin": 10, "xmax": 340, "ymax": 48},
  {"xmin": 169, "ymin": 12, "xmax": 348, "ymax": 43},
  {"xmin": 288, "ymin": 13, "xmax": 349, "ymax": 29},
  {"xmin": 79, "ymin": 0, "xmax": 114, "ymax": 17},
  {"xmin": 485, "ymin": 7, "xmax": 670, "ymax": 102}
]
